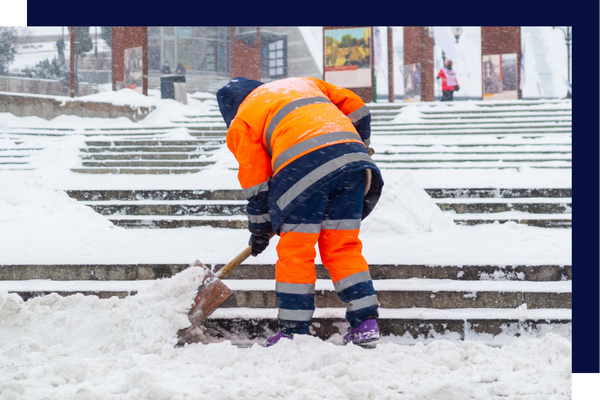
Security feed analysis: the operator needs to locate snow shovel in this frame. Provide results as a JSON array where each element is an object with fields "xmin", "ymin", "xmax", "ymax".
[{"xmin": 177, "ymin": 232, "xmax": 276, "ymax": 345}]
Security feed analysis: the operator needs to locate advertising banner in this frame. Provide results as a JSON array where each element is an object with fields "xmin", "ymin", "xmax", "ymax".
[
  {"xmin": 324, "ymin": 27, "xmax": 373, "ymax": 102},
  {"xmin": 124, "ymin": 46, "xmax": 143, "ymax": 94},
  {"xmin": 403, "ymin": 63, "xmax": 421, "ymax": 102},
  {"xmin": 483, "ymin": 53, "xmax": 518, "ymax": 100}
]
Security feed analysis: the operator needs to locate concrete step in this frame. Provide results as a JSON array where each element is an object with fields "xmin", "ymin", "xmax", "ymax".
[
  {"xmin": 81, "ymin": 198, "xmax": 570, "ymax": 216},
  {"xmin": 70, "ymin": 168, "xmax": 204, "ymax": 174},
  {"xmin": 66, "ymin": 189, "xmax": 245, "ymax": 201},
  {"xmin": 452, "ymin": 214, "xmax": 571, "ymax": 228},
  {"xmin": 435, "ymin": 198, "xmax": 571, "ymax": 214},
  {"xmin": 371, "ymin": 126, "xmax": 571, "ymax": 134},
  {"xmin": 375, "ymin": 150, "xmax": 571, "ymax": 156},
  {"xmin": 374, "ymin": 155, "xmax": 571, "ymax": 162},
  {"xmin": 198, "ymin": 311, "xmax": 571, "ymax": 343},
  {"xmin": 0, "ymin": 147, "xmax": 43, "ymax": 151},
  {"xmin": 0, "ymin": 154, "xmax": 30, "ymax": 158},
  {"xmin": 377, "ymin": 163, "xmax": 571, "ymax": 170},
  {"xmin": 65, "ymin": 188, "xmax": 571, "ymax": 201},
  {"xmin": 107, "ymin": 215, "xmax": 248, "ymax": 229},
  {"xmin": 375, "ymin": 118, "xmax": 571, "ymax": 127},
  {"xmin": 367, "ymin": 100, "xmax": 568, "ymax": 109},
  {"xmin": 188, "ymin": 132, "xmax": 227, "ymax": 138},
  {"xmin": 183, "ymin": 125, "xmax": 229, "ymax": 131},
  {"xmin": 371, "ymin": 131, "xmax": 571, "ymax": 138},
  {"xmin": 81, "ymin": 146, "xmax": 218, "ymax": 153},
  {"xmin": 0, "ymin": 279, "xmax": 571, "ymax": 309},
  {"xmin": 84, "ymin": 139, "xmax": 225, "ymax": 146},
  {"xmin": 419, "ymin": 106, "xmax": 571, "ymax": 114},
  {"xmin": 0, "ymin": 263, "xmax": 571, "ymax": 282},
  {"xmin": 7, "ymin": 131, "xmax": 171, "ymax": 137},
  {"xmin": 373, "ymin": 136, "xmax": 571, "ymax": 146},
  {"xmin": 81, "ymin": 153, "xmax": 214, "ymax": 161},
  {"xmin": 103, "ymin": 214, "xmax": 570, "ymax": 229},
  {"xmin": 80, "ymin": 161, "xmax": 215, "ymax": 168},
  {"xmin": 426, "ymin": 188, "xmax": 571, "ymax": 198},
  {"xmin": 420, "ymin": 112, "xmax": 572, "ymax": 120},
  {"xmin": 85, "ymin": 201, "xmax": 246, "ymax": 216}
]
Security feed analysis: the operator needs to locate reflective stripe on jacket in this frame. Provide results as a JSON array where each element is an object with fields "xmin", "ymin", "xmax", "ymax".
[{"xmin": 224, "ymin": 77, "xmax": 383, "ymax": 234}]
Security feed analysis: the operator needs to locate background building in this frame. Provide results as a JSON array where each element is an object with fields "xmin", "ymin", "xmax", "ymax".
[
  {"xmin": 3, "ymin": 26, "xmax": 571, "ymax": 99},
  {"xmin": 147, "ymin": 27, "xmax": 321, "ymax": 92}
]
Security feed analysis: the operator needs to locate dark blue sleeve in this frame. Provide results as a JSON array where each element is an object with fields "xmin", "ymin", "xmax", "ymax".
[
  {"xmin": 246, "ymin": 190, "xmax": 273, "ymax": 234},
  {"xmin": 353, "ymin": 113, "xmax": 371, "ymax": 147}
]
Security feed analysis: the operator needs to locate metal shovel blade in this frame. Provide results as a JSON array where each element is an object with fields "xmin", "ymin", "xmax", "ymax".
[{"xmin": 176, "ymin": 260, "xmax": 233, "ymax": 345}]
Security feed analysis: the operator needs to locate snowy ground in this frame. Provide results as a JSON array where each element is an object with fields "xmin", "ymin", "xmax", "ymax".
[
  {"xmin": 0, "ymin": 268, "xmax": 572, "ymax": 400},
  {"xmin": 0, "ymin": 90, "xmax": 573, "ymax": 399}
]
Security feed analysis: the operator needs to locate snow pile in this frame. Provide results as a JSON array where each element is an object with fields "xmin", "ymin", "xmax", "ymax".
[
  {"xmin": 0, "ymin": 176, "xmax": 116, "ymax": 235},
  {"xmin": 0, "ymin": 272, "xmax": 572, "ymax": 400},
  {"xmin": 77, "ymin": 88, "xmax": 158, "ymax": 108},
  {"xmin": 0, "ymin": 267, "xmax": 204, "ymax": 355},
  {"xmin": 390, "ymin": 104, "xmax": 424, "ymax": 123},
  {"xmin": 362, "ymin": 172, "xmax": 456, "ymax": 235}
]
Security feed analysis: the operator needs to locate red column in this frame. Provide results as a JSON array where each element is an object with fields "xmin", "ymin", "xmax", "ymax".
[
  {"xmin": 230, "ymin": 27, "xmax": 261, "ymax": 81},
  {"xmin": 481, "ymin": 27, "xmax": 522, "ymax": 100},
  {"xmin": 388, "ymin": 27, "xmax": 394, "ymax": 103},
  {"xmin": 111, "ymin": 27, "xmax": 148, "ymax": 95},
  {"xmin": 69, "ymin": 27, "xmax": 75, "ymax": 97},
  {"xmin": 403, "ymin": 27, "xmax": 434, "ymax": 102}
]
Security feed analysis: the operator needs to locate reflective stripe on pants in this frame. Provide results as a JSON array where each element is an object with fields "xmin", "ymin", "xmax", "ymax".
[{"xmin": 275, "ymin": 169, "xmax": 379, "ymax": 334}]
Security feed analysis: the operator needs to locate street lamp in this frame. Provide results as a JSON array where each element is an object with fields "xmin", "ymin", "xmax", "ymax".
[
  {"xmin": 552, "ymin": 26, "xmax": 571, "ymax": 85},
  {"xmin": 451, "ymin": 27, "xmax": 463, "ymax": 43}
]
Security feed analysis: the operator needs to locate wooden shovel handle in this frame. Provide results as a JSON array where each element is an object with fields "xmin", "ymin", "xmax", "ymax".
[{"xmin": 216, "ymin": 232, "xmax": 276, "ymax": 279}]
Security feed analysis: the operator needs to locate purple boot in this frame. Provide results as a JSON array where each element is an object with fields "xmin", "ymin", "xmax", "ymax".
[
  {"xmin": 265, "ymin": 332, "xmax": 293, "ymax": 347},
  {"xmin": 343, "ymin": 319, "xmax": 380, "ymax": 347}
]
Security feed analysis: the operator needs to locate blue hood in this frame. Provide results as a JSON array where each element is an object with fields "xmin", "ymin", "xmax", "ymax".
[{"xmin": 216, "ymin": 77, "xmax": 264, "ymax": 128}]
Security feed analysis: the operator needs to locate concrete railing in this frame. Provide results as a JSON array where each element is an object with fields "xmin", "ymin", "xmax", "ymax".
[
  {"xmin": 0, "ymin": 92, "xmax": 154, "ymax": 122},
  {"xmin": 0, "ymin": 75, "xmax": 97, "ymax": 97}
]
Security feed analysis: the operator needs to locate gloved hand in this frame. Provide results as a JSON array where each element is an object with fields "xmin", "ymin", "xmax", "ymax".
[
  {"xmin": 249, "ymin": 232, "xmax": 272, "ymax": 256},
  {"xmin": 454, "ymin": 85, "xmax": 460, "ymax": 92}
]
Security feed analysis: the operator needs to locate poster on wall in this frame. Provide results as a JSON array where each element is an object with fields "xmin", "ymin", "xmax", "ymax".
[
  {"xmin": 324, "ymin": 27, "xmax": 373, "ymax": 102},
  {"xmin": 124, "ymin": 46, "xmax": 143, "ymax": 94},
  {"xmin": 403, "ymin": 63, "xmax": 421, "ymax": 102},
  {"xmin": 482, "ymin": 53, "xmax": 518, "ymax": 100}
]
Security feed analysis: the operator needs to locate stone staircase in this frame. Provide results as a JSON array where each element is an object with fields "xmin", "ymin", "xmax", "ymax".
[
  {"xmin": 0, "ymin": 261, "xmax": 571, "ymax": 342},
  {"xmin": 368, "ymin": 100, "xmax": 571, "ymax": 171},
  {"xmin": 0, "ymin": 98, "xmax": 572, "ymax": 344},
  {"xmin": 0, "ymin": 138, "xmax": 41, "ymax": 171},
  {"xmin": 1, "ymin": 99, "xmax": 571, "ymax": 174},
  {"xmin": 71, "ymin": 139, "xmax": 224, "ymax": 174},
  {"xmin": 65, "ymin": 187, "xmax": 571, "ymax": 229}
]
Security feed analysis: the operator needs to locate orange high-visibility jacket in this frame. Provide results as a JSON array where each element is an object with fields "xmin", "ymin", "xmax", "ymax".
[{"xmin": 224, "ymin": 77, "xmax": 383, "ymax": 234}]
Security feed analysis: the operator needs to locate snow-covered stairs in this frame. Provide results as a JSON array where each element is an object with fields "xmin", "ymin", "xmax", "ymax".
[
  {"xmin": 0, "ymin": 262, "xmax": 571, "ymax": 342},
  {"xmin": 368, "ymin": 99, "xmax": 571, "ymax": 171},
  {"xmin": 63, "ymin": 98, "xmax": 572, "ymax": 174},
  {"xmin": 71, "ymin": 138, "xmax": 224, "ymax": 174},
  {"xmin": 65, "ymin": 187, "xmax": 572, "ymax": 229},
  {"xmin": 0, "ymin": 138, "xmax": 41, "ymax": 171}
]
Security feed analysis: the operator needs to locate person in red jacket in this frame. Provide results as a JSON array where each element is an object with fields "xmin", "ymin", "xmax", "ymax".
[
  {"xmin": 217, "ymin": 77, "xmax": 384, "ymax": 348},
  {"xmin": 437, "ymin": 59, "xmax": 460, "ymax": 101}
]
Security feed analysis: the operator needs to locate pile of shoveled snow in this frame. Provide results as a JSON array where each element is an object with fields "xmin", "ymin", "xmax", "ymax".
[
  {"xmin": 361, "ymin": 172, "xmax": 457, "ymax": 235},
  {"xmin": 0, "ymin": 268, "xmax": 571, "ymax": 400},
  {"xmin": 0, "ymin": 177, "xmax": 117, "ymax": 235}
]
